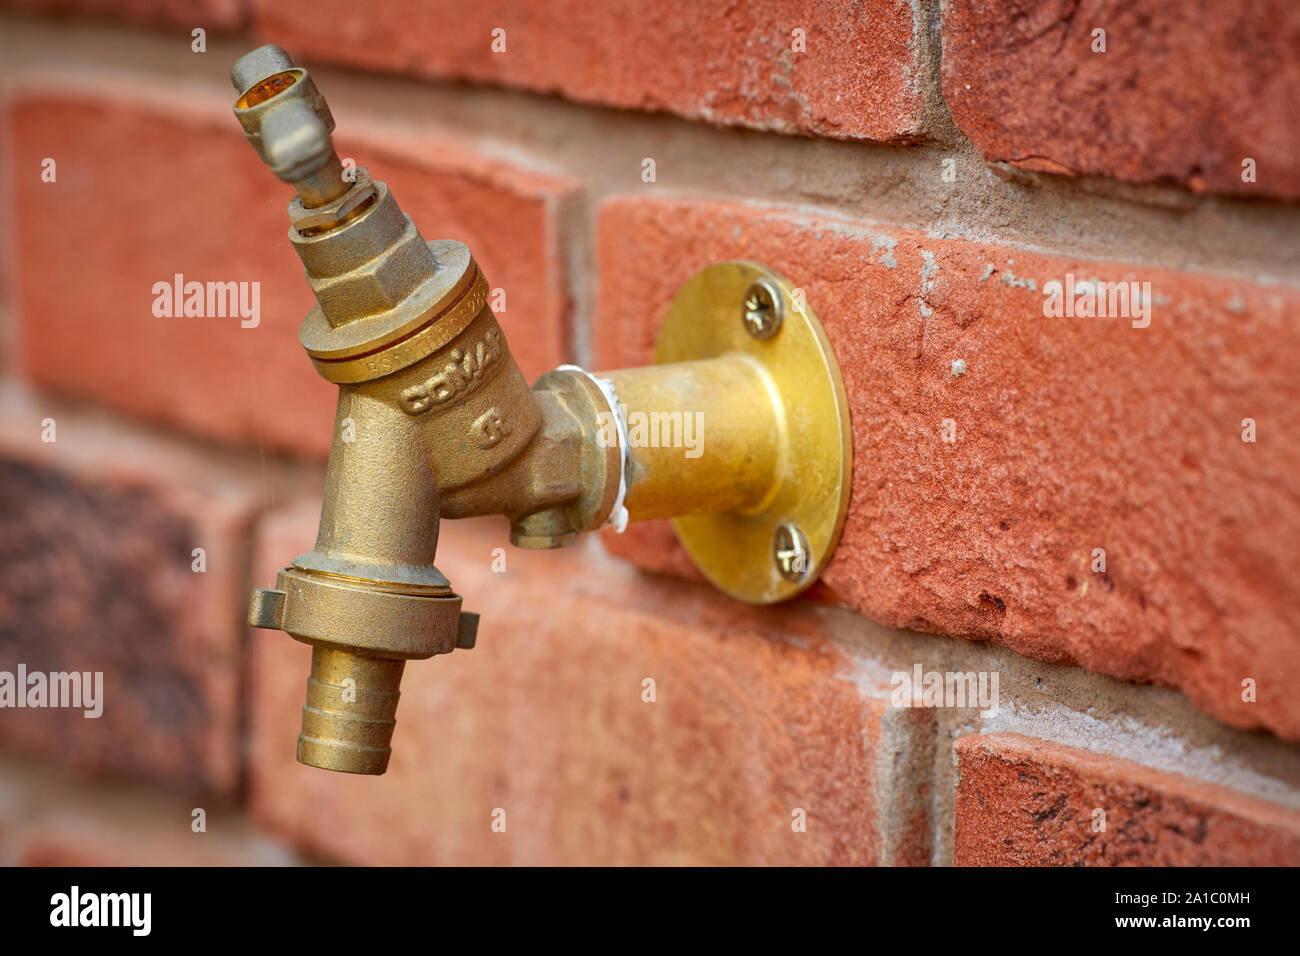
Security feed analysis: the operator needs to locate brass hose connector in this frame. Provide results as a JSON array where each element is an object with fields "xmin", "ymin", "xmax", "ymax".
[
  {"xmin": 235, "ymin": 46, "xmax": 852, "ymax": 776},
  {"xmin": 232, "ymin": 45, "xmax": 349, "ymax": 207}
]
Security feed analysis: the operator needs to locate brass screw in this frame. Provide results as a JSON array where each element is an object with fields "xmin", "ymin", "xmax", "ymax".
[
  {"xmin": 773, "ymin": 523, "xmax": 810, "ymax": 581},
  {"xmin": 743, "ymin": 278, "xmax": 783, "ymax": 339}
]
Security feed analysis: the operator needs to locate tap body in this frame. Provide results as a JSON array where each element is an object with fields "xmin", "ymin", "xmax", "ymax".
[{"xmin": 235, "ymin": 46, "xmax": 847, "ymax": 775}]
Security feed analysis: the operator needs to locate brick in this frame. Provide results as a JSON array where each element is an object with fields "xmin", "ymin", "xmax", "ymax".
[
  {"xmin": 250, "ymin": 0, "xmax": 934, "ymax": 143},
  {"xmin": 595, "ymin": 197, "xmax": 1300, "ymax": 740},
  {"xmin": 0, "ymin": 389, "xmax": 259, "ymax": 792},
  {"xmin": 941, "ymin": 0, "xmax": 1300, "ymax": 199},
  {"xmin": 0, "ymin": 779, "xmax": 17, "ymax": 866},
  {"xmin": 1, "ymin": 0, "xmax": 244, "ymax": 32},
  {"xmin": 248, "ymin": 503, "xmax": 933, "ymax": 865},
  {"xmin": 5, "ymin": 84, "xmax": 576, "ymax": 458},
  {"xmin": 0, "ymin": 754, "xmax": 299, "ymax": 865},
  {"xmin": 15, "ymin": 809, "xmax": 296, "ymax": 866},
  {"xmin": 953, "ymin": 733, "xmax": 1300, "ymax": 865}
]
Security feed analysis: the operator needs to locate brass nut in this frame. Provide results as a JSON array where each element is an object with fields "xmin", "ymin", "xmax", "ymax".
[
  {"xmin": 291, "ymin": 182, "xmax": 415, "ymax": 278},
  {"xmin": 274, "ymin": 567, "xmax": 462, "ymax": 659},
  {"xmin": 307, "ymin": 222, "xmax": 438, "ymax": 322},
  {"xmin": 743, "ymin": 278, "xmax": 784, "ymax": 339},
  {"xmin": 301, "ymin": 249, "xmax": 488, "ymax": 385},
  {"xmin": 289, "ymin": 167, "xmax": 377, "ymax": 235}
]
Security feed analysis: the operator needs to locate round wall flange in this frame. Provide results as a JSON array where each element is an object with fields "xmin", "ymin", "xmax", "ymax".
[{"xmin": 653, "ymin": 261, "xmax": 853, "ymax": 604}]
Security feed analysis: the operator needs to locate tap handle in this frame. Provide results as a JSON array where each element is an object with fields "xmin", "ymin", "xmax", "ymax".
[{"xmin": 231, "ymin": 45, "xmax": 348, "ymax": 206}]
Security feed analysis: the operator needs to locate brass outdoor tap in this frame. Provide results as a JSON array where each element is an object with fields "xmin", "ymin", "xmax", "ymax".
[{"xmin": 235, "ymin": 46, "xmax": 853, "ymax": 775}]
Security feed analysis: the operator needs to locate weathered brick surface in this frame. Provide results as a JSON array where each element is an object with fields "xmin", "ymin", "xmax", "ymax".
[
  {"xmin": 596, "ymin": 197, "xmax": 1300, "ymax": 740},
  {"xmin": 1, "ymin": 0, "xmax": 243, "ymax": 31},
  {"xmin": 0, "ymin": 752, "xmax": 301, "ymax": 865},
  {"xmin": 250, "ymin": 0, "xmax": 933, "ymax": 143},
  {"xmin": 0, "ymin": 394, "xmax": 258, "ymax": 792},
  {"xmin": 941, "ymin": 0, "xmax": 1300, "ymax": 199},
  {"xmin": 953, "ymin": 733, "xmax": 1300, "ymax": 865},
  {"xmin": 248, "ymin": 503, "xmax": 932, "ymax": 866},
  {"xmin": 15, "ymin": 809, "xmax": 296, "ymax": 866},
  {"xmin": 5, "ymin": 86, "xmax": 575, "ymax": 458},
  {"xmin": 0, "ymin": 778, "xmax": 16, "ymax": 864}
]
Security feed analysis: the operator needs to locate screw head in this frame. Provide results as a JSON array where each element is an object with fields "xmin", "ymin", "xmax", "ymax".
[
  {"xmin": 773, "ymin": 523, "xmax": 811, "ymax": 582},
  {"xmin": 743, "ymin": 278, "xmax": 784, "ymax": 339}
]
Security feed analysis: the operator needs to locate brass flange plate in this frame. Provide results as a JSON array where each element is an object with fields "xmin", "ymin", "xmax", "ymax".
[{"xmin": 654, "ymin": 261, "xmax": 852, "ymax": 604}]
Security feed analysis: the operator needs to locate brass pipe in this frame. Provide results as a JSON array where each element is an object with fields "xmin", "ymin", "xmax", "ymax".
[
  {"xmin": 293, "ymin": 151, "xmax": 350, "ymax": 208},
  {"xmin": 298, "ymin": 390, "xmax": 444, "ymax": 585},
  {"xmin": 298, "ymin": 649, "xmax": 405, "ymax": 775},
  {"xmin": 603, "ymin": 357, "xmax": 783, "ymax": 522}
]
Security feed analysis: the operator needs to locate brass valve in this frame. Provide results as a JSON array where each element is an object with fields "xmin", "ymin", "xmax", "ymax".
[{"xmin": 234, "ymin": 46, "xmax": 852, "ymax": 775}]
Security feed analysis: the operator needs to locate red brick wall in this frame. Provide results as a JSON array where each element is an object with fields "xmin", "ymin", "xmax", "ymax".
[{"xmin": 0, "ymin": 1, "xmax": 1297, "ymax": 866}]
